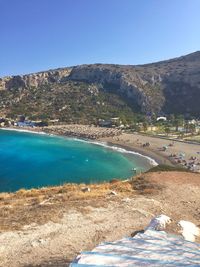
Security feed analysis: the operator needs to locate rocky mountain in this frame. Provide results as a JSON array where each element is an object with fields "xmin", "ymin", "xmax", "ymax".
[{"xmin": 0, "ymin": 51, "xmax": 200, "ymax": 122}]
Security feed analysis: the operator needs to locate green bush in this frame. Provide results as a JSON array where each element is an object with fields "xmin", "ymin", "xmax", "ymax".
[{"xmin": 146, "ymin": 164, "xmax": 191, "ymax": 173}]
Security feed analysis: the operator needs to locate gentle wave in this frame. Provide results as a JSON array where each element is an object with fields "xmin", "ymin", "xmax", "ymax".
[
  {"xmin": 0, "ymin": 127, "xmax": 47, "ymax": 135},
  {"xmin": 71, "ymin": 138, "xmax": 158, "ymax": 166},
  {"xmin": 0, "ymin": 128, "xmax": 158, "ymax": 166}
]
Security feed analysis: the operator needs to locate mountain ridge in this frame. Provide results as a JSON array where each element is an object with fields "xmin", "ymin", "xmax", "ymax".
[
  {"xmin": 1, "ymin": 50, "xmax": 200, "ymax": 78},
  {"xmin": 0, "ymin": 51, "xmax": 200, "ymax": 121}
]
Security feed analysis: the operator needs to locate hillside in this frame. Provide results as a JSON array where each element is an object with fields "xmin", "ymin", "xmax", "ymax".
[{"xmin": 0, "ymin": 51, "xmax": 200, "ymax": 122}]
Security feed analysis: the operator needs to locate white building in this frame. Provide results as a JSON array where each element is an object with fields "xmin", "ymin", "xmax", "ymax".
[{"xmin": 157, "ymin": 116, "xmax": 167, "ymax": 121}]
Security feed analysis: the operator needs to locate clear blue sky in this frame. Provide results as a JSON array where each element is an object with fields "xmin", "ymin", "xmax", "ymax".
[{"xmin": 0, "ymin": 0, "xmax": 200, "ymax": 76}]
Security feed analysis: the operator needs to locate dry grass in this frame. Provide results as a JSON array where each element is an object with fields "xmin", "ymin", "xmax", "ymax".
[
  {"xmin": 2, "ymin": 170, "xmax": 197, "ymax": 232},
  {"xmin": 0, "ymin": 180, "xmax": 134, "ymax": 201},
  {"xmin": 1, "ymin": 171, "xmax": 200, "ymax": 267},
  {"xmin": 0, "ymin": 180, "xmax": 135, "ymax": 231}
]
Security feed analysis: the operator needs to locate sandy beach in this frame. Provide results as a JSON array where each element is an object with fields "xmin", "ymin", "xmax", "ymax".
[{"xmin": 100, "ymin": 132, "xmax": 200, "ymax": 171}]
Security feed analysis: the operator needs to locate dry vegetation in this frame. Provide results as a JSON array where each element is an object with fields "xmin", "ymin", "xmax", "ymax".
[
  {"xmin": 0, "ymin": 179, "xmax": 135, "ymax": 232},
  {"xmin": 0, "ymin": 171, "xmax": 200, "ymax": 267}
]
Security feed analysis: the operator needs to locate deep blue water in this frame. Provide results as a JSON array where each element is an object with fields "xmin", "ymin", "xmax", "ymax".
[{"xmin": 0, "ymin": 129, "xmax": 153, "ymax": 192}]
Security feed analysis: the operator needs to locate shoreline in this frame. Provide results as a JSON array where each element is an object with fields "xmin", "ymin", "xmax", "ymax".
[
  {"xmin": 99, "ymin": 139, "xmax": 175, "ymax": 166},
  {"xmin": 2, "ymin": 126, "xmax": 200, "ymax": 194},
  {"xmin": 0, "ymin": 127, "xmax": 159, "ymax": 167},
  {"xmin": 2, "ymin": 126, "xmax": 193, "ymax": 169},
  {"xmin": 0, "ymin": 127, "xmax": 47, "ymax": 135},
  {"xmin": 78, "ymin": 139, "xmax": 158, "ymax": 166}
]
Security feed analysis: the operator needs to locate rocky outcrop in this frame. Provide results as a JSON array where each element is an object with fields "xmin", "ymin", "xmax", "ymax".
[{"xmin": 0, "ymin": 68, "xmax": 72, "ymax": 90}]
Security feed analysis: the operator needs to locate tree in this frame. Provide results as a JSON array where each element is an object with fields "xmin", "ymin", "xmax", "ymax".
[
  {"xmin": 168, "ymin": 114, "xmax": 175, "ymax": 126},
  {"xmin": 188, "ymin": 124, "xmax": 196, "ymax": 135},
  {"xmin": 164, "ymin": 126, "xmax": 170, "ymax": 136},
  {"xmin": 184, "ymin": 121, "xmax": 189, "ymax": 133},
  {"xmin": 120, "ymin": 115, "xmax": 128, "ymax": 126},
  {"xmin": 143, "ymin": 121, "xmax": 148, "ymax": 132},
  {"xmin": 151, "ymin": 113, "xmax": 157, "ymax": 124},
  {"xmin": 174, "ymin": 115, "xmax": 184, "ymax": 132}
]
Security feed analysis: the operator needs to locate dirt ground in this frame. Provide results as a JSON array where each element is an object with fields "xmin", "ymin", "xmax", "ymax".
[{"xmin": 0, "ymin": 171, "xmax": 200, "ymax": 267}]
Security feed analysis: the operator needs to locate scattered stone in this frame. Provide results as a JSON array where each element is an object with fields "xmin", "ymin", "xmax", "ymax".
[
  {"xmin": 31, "ymin": 238, "xmax": 46, "ymax": 247},
  {"xmin": 38, "ymin": 238, "xmax": 45, "ymax": 244},
  {"xmin": 31, "ymin": 241, "xmax": 38, "ymax": 247},
  {"xmin": 109, "ymin": 191, "xmax": 117, "ymax": 196},
  {"xmin": 109, "ymin": 179, "xmax": 119, "ymax": 184},
  {"xmin": 122, "ymin": 197, "xmax": 131, "ymax": 202},
  {"xmin": 81, "ymin": 187, "xmax": 91, "ymax": 193},
  {"xmin": 39, "ymin": 197, "xmax": 54, "ymax": 206}
]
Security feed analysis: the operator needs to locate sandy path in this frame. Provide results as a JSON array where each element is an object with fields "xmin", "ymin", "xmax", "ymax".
[{"xmin": 0, "ymin": 171, "xmax": 200, "ymax": 267}]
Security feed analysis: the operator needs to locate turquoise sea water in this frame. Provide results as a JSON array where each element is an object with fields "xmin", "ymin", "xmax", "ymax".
[{"xmin": 0, "ymin": 129, "xmax": 154, "ymax": 192}]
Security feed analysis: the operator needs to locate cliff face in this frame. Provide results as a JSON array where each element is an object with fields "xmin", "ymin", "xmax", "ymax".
[
  {"xmin": 68, "ymin": 51, "xmax": 200, "ymax": 115},
  {"xmin": 0, "ymin": 68, "xmax": 72, "ymax": 90},
  {"xmin": 69, "ymin": 64, "xmax": 166, "ymax": 113},
  {"xmin": 0, "ymin": 51, "xmax": 200, "ymax": 117}
]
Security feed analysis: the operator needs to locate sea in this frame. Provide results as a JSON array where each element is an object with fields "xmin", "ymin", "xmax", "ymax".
[{"xmin": 0, "ymin": 129, "xmax": 157, "ymax": 192}]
